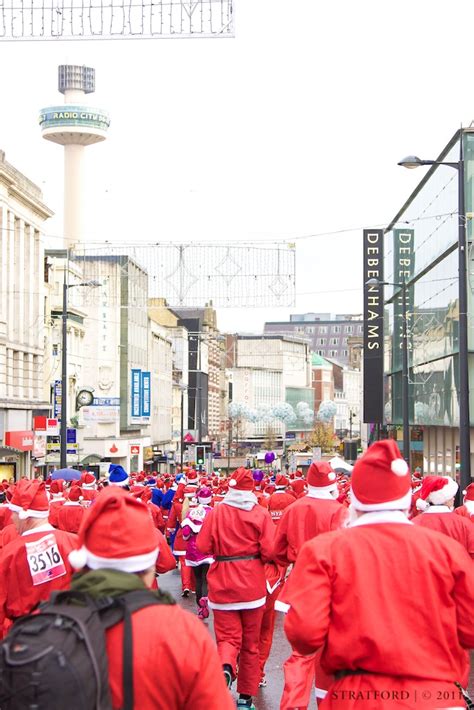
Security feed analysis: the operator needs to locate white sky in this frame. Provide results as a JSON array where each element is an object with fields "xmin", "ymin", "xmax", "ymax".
[{"xmin": 1, "ymin": 0, "xmax": 474, "ymax": 333}]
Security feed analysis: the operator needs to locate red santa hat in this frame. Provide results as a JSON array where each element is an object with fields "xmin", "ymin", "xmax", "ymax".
[
  {"xmin": 228, "ymin": 467, "xmax": 254, "ymax": 491},
  {"xmin": 351, "ymin": 440, "xmax": 412, "ymax": 512},
  {"xmin": 50, "ymin": 480, "xmax": 65, "ymax": 497},
  {"xmin": 80, "ymin": 472, "xmax": 97, "ymax": 489},
  {"xmin": 67, "ymin": 486, "xmax": 84, "ymax": 503},
  {"xmin": 69, "ymin": 487, "xmax": 159, "ymax": 572},
  {"xmin": 307, "ymin": 462, "xmax": 337, "ymax": 492},
  {"xmin": 415, "ymin": 475, "xmax": 458, "ymax": 512},
  {"xmin": 183, "ymin": 484, "xmax": 197, "ymax": 499},
  {"xmin": 463, "ymin": 483, "xmax": 474, "ymax": 502},
  {"xmin": 9, "ymin": 479, "xmax": 50, "ymax": 520},
  {"xmin": 275, "ymin": 475, "xmax": 289, "ymax": 490}
]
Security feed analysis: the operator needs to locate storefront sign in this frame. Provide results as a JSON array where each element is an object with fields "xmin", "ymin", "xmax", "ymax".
[
  {"xmin": 131, "ymin": 369, "xmax": 141, "ymax": 419},
  {"xmin": 393, "ymin": 229, "xmax": 415, "ymax": 369},
  {"xmin": 53, "ymin": 380, "xmax": 62, "ymax": 420},
  {"xmin": 130, "ymin": 445, "xmax": 140, "ymax": 456},
  {"xmin": 363, "ymin": 228, "xmax": 384, "ymax": 423},
  {"xmin": 4, "ymin": 431, "xmax": 34, "ymax": 451},
  {"xmin": 141, "ymin": 371, "xmax": 151, "ymax": 418},
  {"xmin": 33, "ymin": 435, "xmax": 47, "ymax": 458},
  {"xmin": 33, "ymin": 417, "xmax": 59, "ymax": 434}
]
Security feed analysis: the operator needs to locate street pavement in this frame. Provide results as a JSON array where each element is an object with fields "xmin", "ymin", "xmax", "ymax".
[{"xmin": 159, "ymin": 567, "xmax": 474, "ymax": 709}]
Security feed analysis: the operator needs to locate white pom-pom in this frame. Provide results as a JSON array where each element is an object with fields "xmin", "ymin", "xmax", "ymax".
[
  {"xmin": 462, "ymin": 490, "xmax": 467, "ymax": 496},
  {"xmin": 416, "ymin": 498, "xmax": 429, "ymax": 512},
  {"xmin": 328, "ymin": 472, "xmax": 336, "ymax": 481},
  {"xmin": 391, "ymin": 459, "xmax": 409, "ymax": 476},
  {"xmin": 68, "ymin": 546, "xmax": 88, "ymax": 570},
  {"xmin": 229, "ymin": 479, "xmax": 237, "ymax": 487}
]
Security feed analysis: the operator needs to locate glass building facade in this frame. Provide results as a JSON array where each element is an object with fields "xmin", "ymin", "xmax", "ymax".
[{"xmin": 383, "ymin": 129, "xmax": 474, "ymax": 473}]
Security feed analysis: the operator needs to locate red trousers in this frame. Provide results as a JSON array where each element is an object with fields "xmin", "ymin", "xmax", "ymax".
[
  {"xmin": 280, "ymin": 648, "xmax": 333, "ymax": 709},
  {"xmin": 179, "ymin": 558, "xmax": 195, "ymax": 592},
  {"xmin": 258, "ymin": 586, "xmax": 280, "ymax": 680},
  {"xmin": 213, "ymin": 606, "xmax": 265, "ymax": 697}
]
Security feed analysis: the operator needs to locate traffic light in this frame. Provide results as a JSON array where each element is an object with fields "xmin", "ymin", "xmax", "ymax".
[{"xmin": 196, "ymin": 446, "xmax": 205, "ymax": 466}]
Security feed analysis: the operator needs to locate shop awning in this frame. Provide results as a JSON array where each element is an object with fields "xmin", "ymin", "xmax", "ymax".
[{"xmin": 0, "ymin": 445, "xmax": 23, "ymax": 457}]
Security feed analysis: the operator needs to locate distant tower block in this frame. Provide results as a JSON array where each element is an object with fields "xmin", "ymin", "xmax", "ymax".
[{"xmin": 39, "ymin": 66, "xmax": 110, "ymax": 248}]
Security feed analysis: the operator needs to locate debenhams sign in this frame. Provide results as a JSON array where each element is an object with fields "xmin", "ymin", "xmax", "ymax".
[{"xmin": 363, "ymin": 229, "xmax": 384, "ymax": 423}]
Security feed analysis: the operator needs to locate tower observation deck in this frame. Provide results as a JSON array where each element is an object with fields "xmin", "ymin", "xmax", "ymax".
[{"xmin": 40, "ymin": 65, "xmax": 110, "ymax": 247}]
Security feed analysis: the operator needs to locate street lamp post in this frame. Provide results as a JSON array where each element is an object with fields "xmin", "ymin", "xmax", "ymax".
[
  {"xmin": 399, "ymin": 145, "xmax": 471, "ymax": 489},
  {"xmin": 366, "ymin": 278, "xmax": 410, "ymax": 465},
  {"xmin": 178, "ymin": 382, "xmax": 187, "ymax": 472},
  {"xmin": 60, "ymin": 273, "xmax": 100, "ymax": 469}
]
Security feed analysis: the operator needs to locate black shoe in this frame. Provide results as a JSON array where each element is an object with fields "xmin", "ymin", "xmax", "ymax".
[{"xmin": 181, "ymin": 588, "xmax": 190, "ymax": 598}]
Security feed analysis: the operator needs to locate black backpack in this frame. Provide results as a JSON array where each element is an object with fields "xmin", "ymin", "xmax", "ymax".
[{"xmin": 0, "ymin": 588, "xmax": 174, "ymax": 710}]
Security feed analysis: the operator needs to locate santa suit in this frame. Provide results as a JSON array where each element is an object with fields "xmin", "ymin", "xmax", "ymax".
[
  {"xmin": 284, "ymin": 511, "xmax": 474, "ymax": 709},
  {"xmin": 57, "ymin": 501, "xmax": 86, "ymax": 534},
  {"xmin": 80, "ymin": 487, "xmax": 98, "ymax": 504},
  {"xmin": 196, "ymin": 493, "xmax": 275, "ymax": 697},
  {"xmin": 274, "ymin": 491, "xmax": 348, "ymax": 709},
  {"xmin": 105, "ymin": 604, "xmax": 235, "ymax": 710},
  {"xmin": 0, "ymin": 524, "xmax": 18, "ymax": 549},
  {"xmin": 0, "ymin": 523, "xmax": 78, "ymax": 633},
  {"xmin": 454, "ymin": 501, "xmax": 474, "ymax": 523},
  {"xmin": 167, "ymin": 493, "xmax": 196, "ymax": 593},
  {"xmin": 0, "ymin": 505, "xmax": 12, "ymax": 531},
  {"xmin": 412, "ymin": 506, "xmax": 474, "ymax": 558},
  {"xmin": 274, "ymin": 493, "xmax": 348, "ymax": 568}
]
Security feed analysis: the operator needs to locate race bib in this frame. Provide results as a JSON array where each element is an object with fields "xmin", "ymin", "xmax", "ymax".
[{"xmin": 25, "ymin": 534, "xmax": 67, "ymax": 586}]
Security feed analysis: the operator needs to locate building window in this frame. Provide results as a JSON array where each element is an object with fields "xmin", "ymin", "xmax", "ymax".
[
  {"xmin": 330, "ymin": 350, "xmax": 338, "ymax": 357},
  {"xmin": 330, "ymin": 338, "xmax": 338, "ymax": 346},
  {"xmin": 52, "ymin": 344, "xmax": 58, "ymax": 357},
  {"xmin": 319, "ymin": 326, "xmax": 328, "ymax": 334},
  {"xmin": 306, "ymin": 326, "xmax": 314, "ymax": 334},
  {"xmin": 345, "ymin": 325, "xmax": 353, "ymax": 333},
  {"xmin": 342, "ymin": 337, "xmax": 348, "ymax": 345},
  {"xmin": 333, "ymin": 326, "xmax": 341, "ymax": 333},
  {"xmin": 317, "ymin": 349, "xmax": 324, "ymax": 355},
  {"xmin": 342, "ymin": 349, "xmax": 349, "ymax": 357},
  {"xmin": 318, "ymin": 338, "xmax": 326, "ymax": 345},
  {"xmin": 358, "ymin": 325, "xmax": 363, "ymax": 333}
]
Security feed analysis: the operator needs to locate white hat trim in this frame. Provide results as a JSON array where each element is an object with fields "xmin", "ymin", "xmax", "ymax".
[
  {"xmin": 351, "ymin": 487, "xmax": 412, "ymax": 512},
  {"xmin": 307, "ymin": 482, "xmax": 338, "ymax": 495},
  {"xmin": 427, "ymin": 477, "xmax": 458, "ymax": 505},
  {"xmin": 82, "ymin": 482, "xmax": 97, "ymax": 489},
  {"xmin": 197, "ymin": 495, "xmax": 212, "ymax": 504},
  {"xmin": 108, "ymin": 476, "xmax": 130, "ymax": 487},
  {"xmin": 69, "ymin": 545, "xmax": 158, "ymax": 572},
  {"xmin": 8, "ymin": 503, "xmax": 50, "ymax": 520}
]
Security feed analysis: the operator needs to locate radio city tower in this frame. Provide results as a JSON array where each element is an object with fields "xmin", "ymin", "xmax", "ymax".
[{"xmin": 40, "ymin": 65, "xmax": 110, "ymax": 248}]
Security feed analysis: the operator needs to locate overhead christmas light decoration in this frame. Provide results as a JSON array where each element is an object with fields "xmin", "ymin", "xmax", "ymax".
[{"xmin": 0, "ymin": 0, "xmax": 234, "ymax": 41}]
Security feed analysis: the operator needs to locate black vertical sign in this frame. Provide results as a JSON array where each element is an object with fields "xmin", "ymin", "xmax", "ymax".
[{"xmin": 363, "ymin": 229, "xmax": 384, "ymax": 423}]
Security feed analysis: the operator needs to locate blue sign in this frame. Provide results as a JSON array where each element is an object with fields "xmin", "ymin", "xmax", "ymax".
[
  {"xmin": 92, "ymin": 397, "xmax": 120, "ymax": 407},
  {"xmin": 131, "ymin": 369, "xmax": 141, "ymax": 418},
  {"xmin": 66, "ymin": 428, "xmax": 76, "ymax": 444},
  {"xmin": 141, "ymin": 372, "xmax": 151, "ymax": 418},
  {"xmin": 53, "ymin": 380, "xmax": 62, "ymax": 419}
]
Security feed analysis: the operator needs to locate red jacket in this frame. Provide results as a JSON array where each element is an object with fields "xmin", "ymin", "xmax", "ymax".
[
  {"xmin": 49, "ymin": 498, "xmax": 66, "ymax": 527},
  {"xmin": 266, "ymin": 490, "xmax": 296, "ymax": 526},
  {"xmin": 106, "ymin": 604, "xmax": 234, "ymax": 709},
  {"xmin": 196, "ymin": 501, "xmax": 274, "ymax": 608},
  {"xmin": 284, "ymin": 513, "xmax": 474, "ymax": 705},
  {"xmin": 273, "ymin": 495, "xmax": 348, "ymax": 567},
  {"xmin": 155, "ymin": 530, "xmax": 176, "ymax": 576},
  {"xmin": 290, "ymin": 478, "xmax": 306, "ymax": 497},
  {"xmin": 0, "ymin": 523, "xmax": 78, "ymax": 626},
  {"xmin": 412, "ymin": 508, "xmax": 474, "ymax": 558}
]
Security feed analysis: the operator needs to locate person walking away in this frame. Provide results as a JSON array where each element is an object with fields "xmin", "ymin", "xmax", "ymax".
[
  {"xmin": 57, "ymin": 485, "xmax": 86, "ymax": 534},
  {"xmin": 181, "ymin": 486, "xmax": 214, "ymax": 619},
  {"xmin": 67, "ymin": 486, "xmax": 234, "ymax": 710},
  {"xmin": 0, "ymin": 479, "xmax": 78, "ymax": 637},
  {"xmin": 413, "ymin": 475, "xmax": 474, "ymax": 557},
  {"xmin": 274, "ymin": 461, "xmax": 348, "ymax": 710},
  {"xmin": 197, "ymin": 467, "xmax": 275, "ymax": 710},
  {"xmin": 454, "ymin": 482, "xmax": 474, "ymax": 522},
  {"xmin": 283, "ymin": 440, "xmax": 474, "ymax": 709}
]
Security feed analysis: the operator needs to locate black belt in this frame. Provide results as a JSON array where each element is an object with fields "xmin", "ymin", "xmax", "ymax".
[
  {"xmin": 215, "ymin": 554, "xmax": 260, "ymax": 562},
  {"xmin": 335, "ymin": 669, "xmax": 370, "ymax": 680}
]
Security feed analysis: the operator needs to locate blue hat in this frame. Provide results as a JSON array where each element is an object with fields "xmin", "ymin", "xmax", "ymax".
[
  {"xmin": 145, "ymin": 477, "xmax": 156, "ymax": 487},
  {"xmin": 108, "ymin": 464, "xmax": 129, "ymax": 487},
  {"xmin": 175, "ymin": 473, "xmax": 184, "ymax": 483}
]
